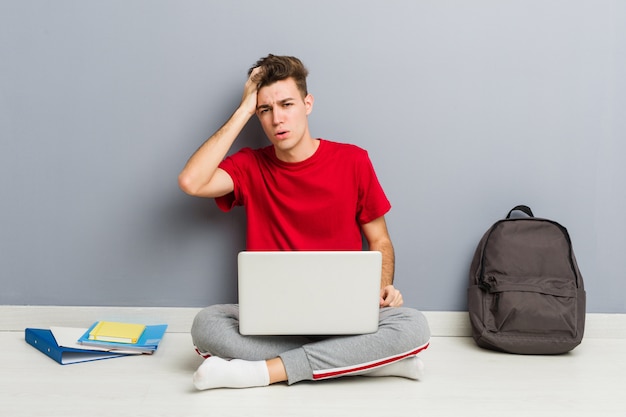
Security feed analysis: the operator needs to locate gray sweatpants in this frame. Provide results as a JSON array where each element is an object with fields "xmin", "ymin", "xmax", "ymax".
[{"xmin": 191, "ymin": 304, "xmax": 431, "ymax": 385}]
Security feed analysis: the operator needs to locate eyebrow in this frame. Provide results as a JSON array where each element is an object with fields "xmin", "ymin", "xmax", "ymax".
[{"xmin": 256, "ymin": 98, "xmax": 295, "ymax": 111}]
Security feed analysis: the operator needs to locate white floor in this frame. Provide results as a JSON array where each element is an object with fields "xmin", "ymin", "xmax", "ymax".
[{"xmin": 1, "ymin": 308, "xmax": 625, "ymax": 417}]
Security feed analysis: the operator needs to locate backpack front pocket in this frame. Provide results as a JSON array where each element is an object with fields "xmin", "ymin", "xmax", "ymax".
[{"xmin": 481, "ymin": 276, "xmax": 578, "ymax": 337}]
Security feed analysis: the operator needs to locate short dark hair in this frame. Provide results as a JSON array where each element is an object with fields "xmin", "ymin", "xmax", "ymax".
[{"xmin": 249, "ymin": 54, "xmax": 309, "ymax": 98}]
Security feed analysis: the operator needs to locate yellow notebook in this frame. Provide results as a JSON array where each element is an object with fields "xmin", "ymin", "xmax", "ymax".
[{"xmin": 88, "ymin": 321, "xmax": 146, "ymax": 344}]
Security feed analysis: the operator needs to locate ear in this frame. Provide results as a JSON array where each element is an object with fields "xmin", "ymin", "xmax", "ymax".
[{"xmin": 304, "ymin": 94, "xmax": 314, "ymax": 115}]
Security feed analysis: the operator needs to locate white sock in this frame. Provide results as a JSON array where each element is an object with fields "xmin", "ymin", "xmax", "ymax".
[
  {"xmin": 362, "ymin": 356, "xmax": 425, "ymax": 380},
  {"xmin": 193, "ymin": 357, "xmax": 270, "ymax": 390}
]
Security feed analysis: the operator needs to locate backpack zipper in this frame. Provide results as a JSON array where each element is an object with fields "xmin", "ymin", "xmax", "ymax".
[{"xmin": 478, "ymin": 275, "xmax": 496, "ymax": 292}]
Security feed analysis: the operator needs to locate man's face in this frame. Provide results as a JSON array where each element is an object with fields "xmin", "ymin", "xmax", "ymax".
[{"xmin": 256, "ymin": 78, "xmax": 313, "ymax": 159}]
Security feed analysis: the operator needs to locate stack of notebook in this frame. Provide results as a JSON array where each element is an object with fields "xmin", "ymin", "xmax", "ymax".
[{"xmin": 25, "ymin": 321, "xmax": 168, "ymax": 365}]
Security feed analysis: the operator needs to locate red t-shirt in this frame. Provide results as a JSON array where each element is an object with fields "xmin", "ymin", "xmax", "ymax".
[{"xmin": 216, "ymin": 139, "xmax": 391, "ymax": 250}]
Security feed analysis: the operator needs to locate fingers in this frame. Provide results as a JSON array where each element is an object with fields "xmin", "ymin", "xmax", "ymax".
[
  {"xmin": 244, "ymin": 67, "xmax": 262, "ymax": 92},
  {"xmin": 246, "ymin": 66, "xmax": 264, "ymax": 94},
  {"xmin": 248, "ymin": 66, "xmax": 263, "ymax": 84},
  {"xmin": 241, "ymin": 67, "xmax": 263, "ymax": 114},
  {"xmin": 380, "ymin": 285, "xmax": 404, "ymax": 308}
]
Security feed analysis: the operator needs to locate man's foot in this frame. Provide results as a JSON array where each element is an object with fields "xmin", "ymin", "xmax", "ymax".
[{"xmin": 193, "ymin": 357, "xmax": 270, "ymax": 390}]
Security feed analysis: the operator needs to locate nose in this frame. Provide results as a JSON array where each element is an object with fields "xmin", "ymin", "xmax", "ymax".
[{"xmin": 272, "ymin": 107, "xmax": 283, "ymax": 125}]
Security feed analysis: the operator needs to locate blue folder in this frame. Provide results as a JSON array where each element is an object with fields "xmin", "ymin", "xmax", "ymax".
[{"xmin": 25, "ymin": 328, "xmax": 128, "ymax": 365}]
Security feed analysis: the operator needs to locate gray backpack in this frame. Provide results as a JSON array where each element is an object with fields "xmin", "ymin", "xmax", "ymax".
[{"xmin": 468, "ymin": 205, "xmax": 586, "ymax": 354}]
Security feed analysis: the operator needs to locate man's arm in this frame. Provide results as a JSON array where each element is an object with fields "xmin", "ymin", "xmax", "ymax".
[
  {"xmin": 178, "ymin": 68, "xmax": 262, "ymax": 198},
  {"xmin": 361, "ymin": 216, "xmax": 403, "ymax": 307}
]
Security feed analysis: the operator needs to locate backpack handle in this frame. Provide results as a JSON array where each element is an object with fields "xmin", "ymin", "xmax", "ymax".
[{"xmin": 506, "ymin": 205, "xmax": 534, "ymax": 219}]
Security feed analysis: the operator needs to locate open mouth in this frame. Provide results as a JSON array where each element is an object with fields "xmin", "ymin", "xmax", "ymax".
[{"xmin": 275, "ymin": 130, "xmax": 289, "ymax": 140}]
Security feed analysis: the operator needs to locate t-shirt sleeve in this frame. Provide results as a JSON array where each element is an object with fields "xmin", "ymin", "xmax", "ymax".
[
  {"xmin": 214, "ymin": 149, "xmax": 250, "ymax": 212},
  {"xmin": 356, "ymin": 150, "xmax": 391, "ymax": 224}
]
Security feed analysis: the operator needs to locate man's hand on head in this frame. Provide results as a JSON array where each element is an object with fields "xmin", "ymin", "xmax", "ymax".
[{"xmin": 241, "ymin": 66, "xmax": 263, "ymax": 116}]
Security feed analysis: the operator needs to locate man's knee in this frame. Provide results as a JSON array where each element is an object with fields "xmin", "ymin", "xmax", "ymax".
[
  {"xmin": 407, "ymin": 308, "xmax": 431, "ymax": 345},
  {"xmin": 380, "ymin": 307, "xmax": 431, "ymax": 347},
  {"xmin": 191, "ymin": 304, "xmax": 239, "ymax": 353}
]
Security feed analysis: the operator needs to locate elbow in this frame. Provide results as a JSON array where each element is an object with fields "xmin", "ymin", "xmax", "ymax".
[
  {"xmin": 178, "ymin": 172, "xmax": 198, "ymax": 196},
  {"xmin": 178, "ymin": 169, "xmax": 230, "ymax": 198}
]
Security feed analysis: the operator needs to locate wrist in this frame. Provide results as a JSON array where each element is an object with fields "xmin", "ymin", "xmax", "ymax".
[{"xmin": 234, "ymin": 103, "xmax": 256, "ymax": 121}]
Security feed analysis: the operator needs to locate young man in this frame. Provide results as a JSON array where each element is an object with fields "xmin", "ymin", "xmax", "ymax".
[{"xmin": 178, "ymin": 55, "xmax": 430, "ymax": 390}]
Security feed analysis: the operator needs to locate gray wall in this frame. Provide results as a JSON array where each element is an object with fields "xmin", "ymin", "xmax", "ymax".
[{"xmin": 2, "ymin": 1, "xmax": 624, "ymax": 312}]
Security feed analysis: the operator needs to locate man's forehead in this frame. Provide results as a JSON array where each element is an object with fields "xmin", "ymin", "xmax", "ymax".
[{"xmin": 258, "ymin": 78, "xmax": 300, "ymax": 100}]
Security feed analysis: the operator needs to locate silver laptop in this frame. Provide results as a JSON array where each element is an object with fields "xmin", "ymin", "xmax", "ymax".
[{"xmin": 237, "ymin": 251, "xmax": 382, "ymax": 335}]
